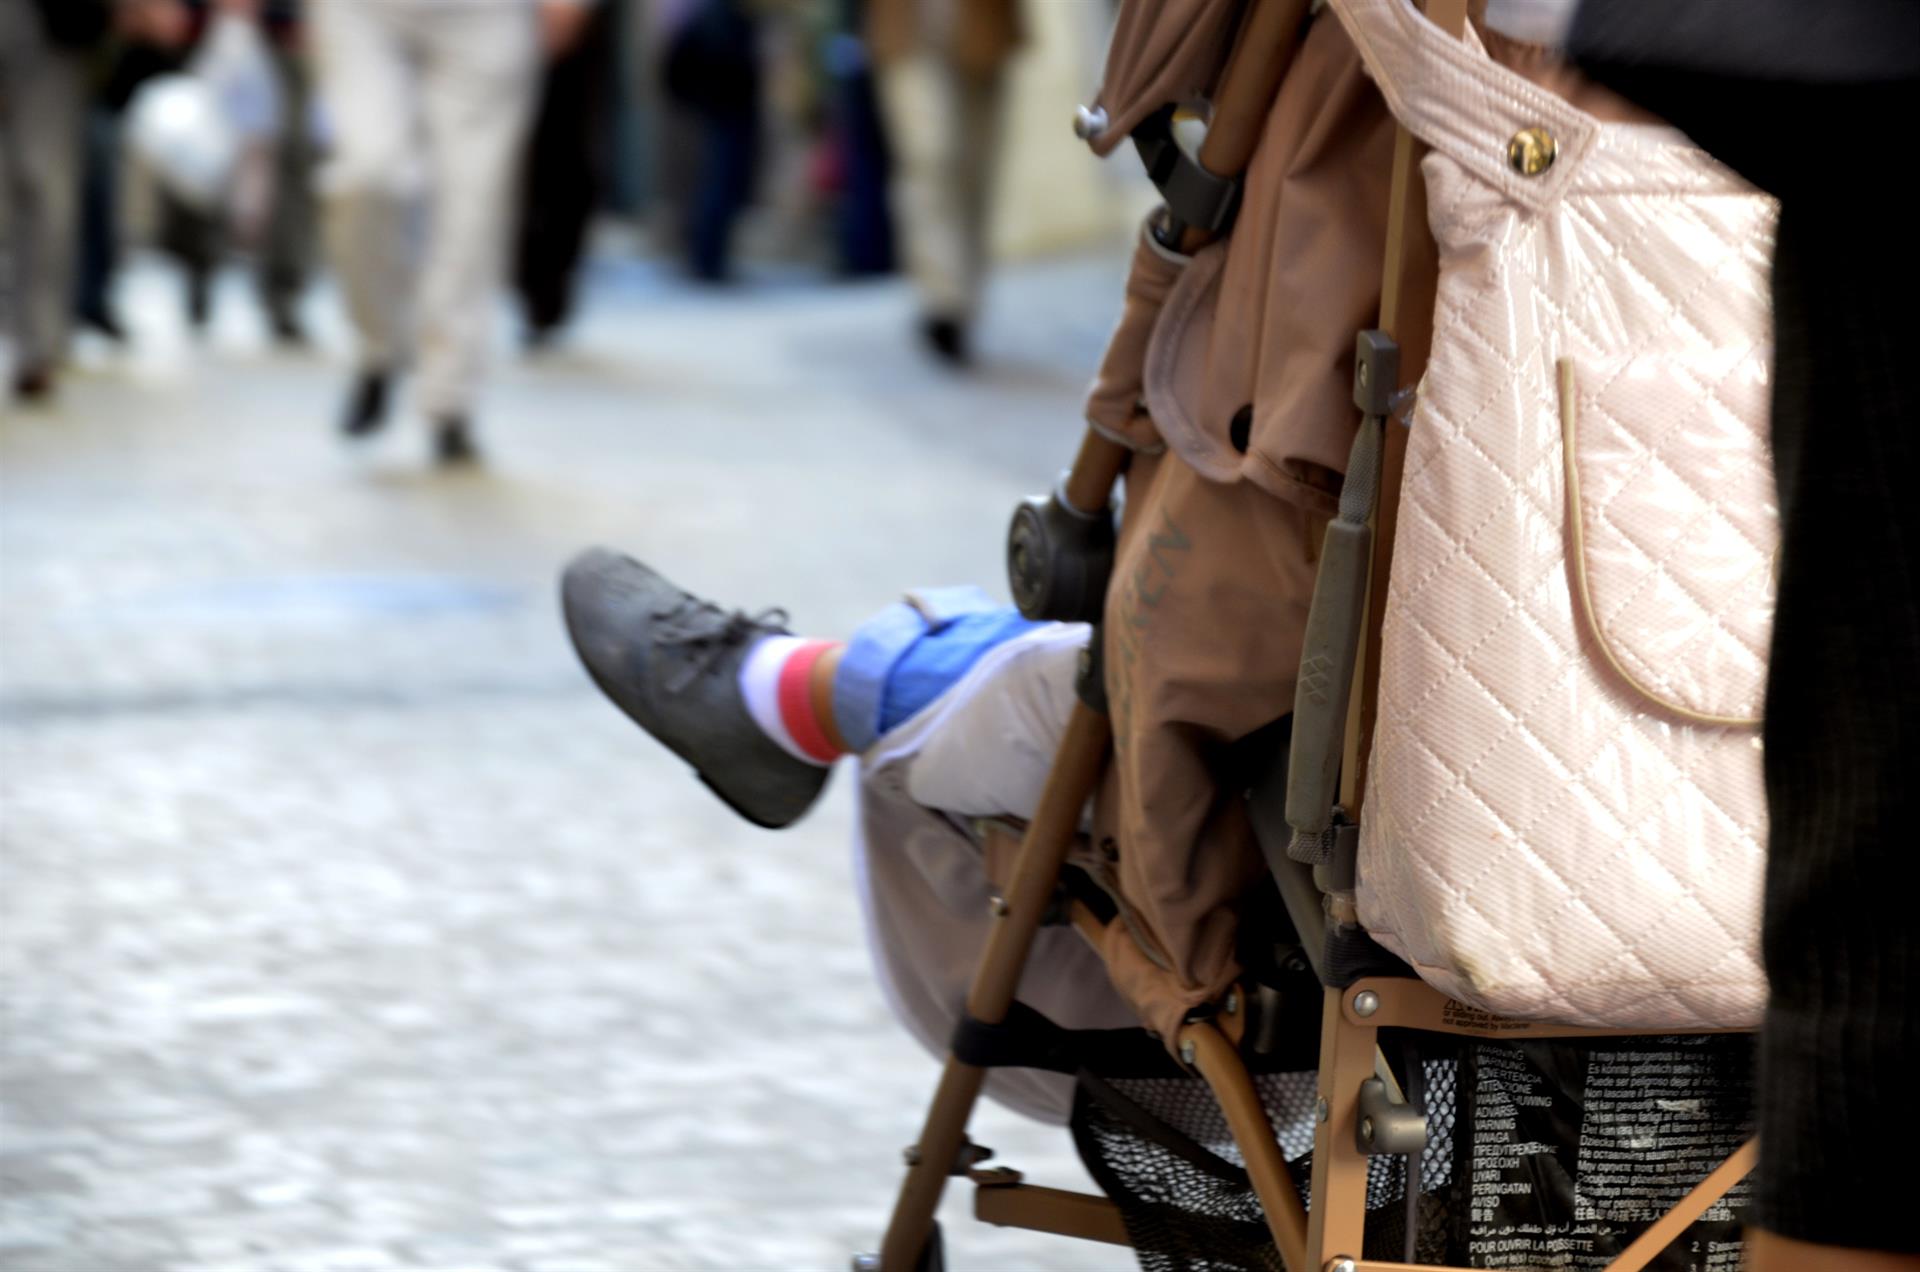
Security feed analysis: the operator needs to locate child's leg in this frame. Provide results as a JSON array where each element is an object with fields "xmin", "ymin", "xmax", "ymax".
[{"xmin": 561, "ymin": 550, "xmax": 1040, "ymax": 829}]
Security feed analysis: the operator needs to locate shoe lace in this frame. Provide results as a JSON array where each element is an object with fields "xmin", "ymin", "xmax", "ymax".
[{"xmin": 651, "ymin": 598, "xmax": 790, "ymax": 694}]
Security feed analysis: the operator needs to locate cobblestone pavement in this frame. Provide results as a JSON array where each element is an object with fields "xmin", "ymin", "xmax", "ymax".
[{"xmin": 0, "ymin": 255, "xmax": 1140, "ymax": 1272}]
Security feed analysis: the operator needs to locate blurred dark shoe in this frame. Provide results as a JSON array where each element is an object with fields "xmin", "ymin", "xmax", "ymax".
[
  {"xmin": 78, "ymin": 306, "xmax": 128, "ymax": 343},
  {"xmin": 433, "ymin": 416, "xmax": 479, "ymax": 467},
  {"xmin": 13, "ymin": 364, "xmax": 55, "ymax": 402},
  {"xmin": 921, "ymin": 315, "xmax": 970, "ymax": 367},
  {"xmin": 268, "ymin": 308, "xmax": 309, "ymax": 348},
  {"xmin": 186, "ymin": 271, "xmax": 212, "ymax": 331},
  {"xmin": 560, "ymin": 547, "xmax": 829, "ymax": 829},
  {"xmin": 524, "ymin": 322, "xmax": 561, "ymax": 354},
  {"xmin": 341, "ymin": 371, "xmax": 391, "ymax": 438}
]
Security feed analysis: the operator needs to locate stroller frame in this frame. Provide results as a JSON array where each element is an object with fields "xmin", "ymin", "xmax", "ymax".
[{"xmin": 865, "ymin": 1, "xmax": 1758, "ymax": 1268}]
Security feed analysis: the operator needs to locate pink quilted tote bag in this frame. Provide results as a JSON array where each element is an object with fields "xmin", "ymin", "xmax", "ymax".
[{"xmin": 1329, "ymin": 0, "xmax": 1779, "ymax": 1028}]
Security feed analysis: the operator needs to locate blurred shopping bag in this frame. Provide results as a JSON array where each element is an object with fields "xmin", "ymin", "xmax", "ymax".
[
  {"xmin": 127, "ymin": 74, "xmax": 241, "ymax": 214},
  {"xmin": 127, "ymin": 14, "xmax": 284, "ymax": 235},
  {"xmin": 193, "ymin": 11, "xmax": 283, "ymax": 144}
]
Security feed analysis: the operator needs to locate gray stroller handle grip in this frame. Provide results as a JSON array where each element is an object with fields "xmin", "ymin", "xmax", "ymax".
[{"xmin": 1286, "ymin": 514, "xmax": 1372, "ymax": 836}]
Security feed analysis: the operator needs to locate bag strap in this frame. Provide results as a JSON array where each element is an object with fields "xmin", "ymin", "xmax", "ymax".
[
  {"xmin": 1282, "ymin": 0, "xmax": 1472, "ymax": 848},
  {"xmin": 1326, "ymin": 0, "xmax": 1598, "ymax": 214},
  {"xmin": 1335, "ymin": 0, "xmax": 1472, "ymax": 817}
]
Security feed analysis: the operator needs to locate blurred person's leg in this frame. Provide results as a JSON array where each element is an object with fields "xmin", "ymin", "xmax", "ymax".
[
  {"xmin": 685, "ymin": 107, "xmax": 755, "ymax": 282},
  {"xmin": 832, "ymin": 54, "xmax": 895, "ymax": 277},
  {"xmin": 514, "ymin": 2, "xmax": 611, "ymax": 343},
  {"xmin": 75, "ymin": 106, "xmax": 127, "ymax": 341},
  {"xmin": 0, "ymin": 1, "xmax": 86, "ymax": 399},
  {"xmin": 875, "ymin": 50, "xmax": 976, "ymax": 364},
  {"xmin": 156, "ymin": 189, "xmax": 223, "ymax": 332},
  {"xmin": 258, "ymin": 42, "xmax": 316, "ymax": 346},
  {"xmin": 412, "ymin": 2, "xmax": 539, "ymax": 462},
  {"xmin": 313, "ymin": 0, "xmax": 419, "ymax": 436},
  {"xmin": 660, "ymin": 0, "xmax": 761, "ymax": 283},
  {"xmin": 1567, "ymin": 23, "xmax": 1920, "ymax": 1256},
  {"xmin": 951, "ymin": 66, "xmax": 1002, "ymax": 345},
  {"xmin": 1750, "ymin": 193, "xmax": 1920, "ymax": 1263},
  {"xmin": 560, "ymin": 548, "xmax": 1045, "ymax": 829}
]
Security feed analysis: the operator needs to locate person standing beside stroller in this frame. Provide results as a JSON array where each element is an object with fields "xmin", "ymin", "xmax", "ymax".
[
  {"xmin": 868, "ymin": 0, "xmax": 1020, "ymax": 367},
  {"xmin": 1565, "ymin": 2, "xmax": 1920, "ymax": 1269},
  {"xmin": 313, "ymin": 0, "xmax": 595, "ymax": 466}
]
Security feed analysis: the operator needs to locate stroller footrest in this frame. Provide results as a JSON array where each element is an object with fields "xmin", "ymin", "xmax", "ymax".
[{"xmin": 973, "ymin": 1182, "xmax": 1132, "ymax": 1247}]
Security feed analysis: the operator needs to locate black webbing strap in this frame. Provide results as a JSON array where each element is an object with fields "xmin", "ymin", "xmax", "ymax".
[
  {"xmin": 951, "ymin": 1002, "xmax": 1187, "ymax": 1078},
  {"xmin": 1130, "ymin": 105, "xmax": 1243, "ymax": 240},
  {"xmin": 1056, "ymin": 863, "xmax": 1119, "ymax": 927}
]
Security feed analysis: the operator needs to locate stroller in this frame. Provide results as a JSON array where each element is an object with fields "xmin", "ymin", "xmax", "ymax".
[{"xmin": 858, "ymin": 0, "xmax": 1774, "ymax": 1268}]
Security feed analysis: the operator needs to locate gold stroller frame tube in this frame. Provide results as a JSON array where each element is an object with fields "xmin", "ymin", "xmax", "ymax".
[{"xmin": 876, "ymin": 705, "xmax": 1111, "ymax": 1270}]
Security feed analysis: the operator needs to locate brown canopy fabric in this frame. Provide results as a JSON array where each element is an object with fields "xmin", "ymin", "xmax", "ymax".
[
  {"xmin": 1087, "ymin": 0, "xmax": 1245, "ymax": 158},
  {"xmin": 1079, "ymin": 11, "xmax": 1393, "ymax": 1039},
  {"xmin": 1089, "ymin": 11, "xmax": 1397, "ymax": 514},
  {"xmin": 1078, "ymin": 6, "xmax": 1655, "ymax": 1039}
]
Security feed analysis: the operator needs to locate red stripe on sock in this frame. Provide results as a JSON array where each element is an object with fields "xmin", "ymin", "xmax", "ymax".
[{"xmin": 776, "ymin": 640, "xmax": 841, "ymax": 763}]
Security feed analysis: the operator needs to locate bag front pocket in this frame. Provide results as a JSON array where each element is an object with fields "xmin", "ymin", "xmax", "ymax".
[{"xmin": 1557, "ymin": 353, "xmax": 1777, "ymax": 727}]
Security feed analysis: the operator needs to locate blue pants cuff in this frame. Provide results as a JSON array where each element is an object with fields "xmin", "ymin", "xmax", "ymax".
[{"xmin": 831, "ymin": 586, "xmax": 1037, "ymax": 751}]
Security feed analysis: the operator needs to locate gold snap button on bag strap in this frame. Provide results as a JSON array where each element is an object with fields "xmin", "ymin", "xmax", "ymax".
[{"xmin": 1507, "ymin": 126, "xmax": 1556, "ymax": 176}]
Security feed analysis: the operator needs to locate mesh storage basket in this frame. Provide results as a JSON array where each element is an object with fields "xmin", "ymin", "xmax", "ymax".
[{"xmin": 1070, "ymin": 1034, "xmax": 1752, "ymax": 1271}]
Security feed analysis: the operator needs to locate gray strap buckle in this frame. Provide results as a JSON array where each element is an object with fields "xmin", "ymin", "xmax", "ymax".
[
  {"xmin": 1286, "ymin": 331, "xmax": 1403, "ymax": 839},
  {"xmin": 1130, "ymin": 106, "xmax": 1242, "ymax": 240}
]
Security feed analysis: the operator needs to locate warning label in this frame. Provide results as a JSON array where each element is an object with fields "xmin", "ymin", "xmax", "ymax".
[{"xmin": 1458, "ymin": 1035, "xmax": 1753, "ymax": 1270}]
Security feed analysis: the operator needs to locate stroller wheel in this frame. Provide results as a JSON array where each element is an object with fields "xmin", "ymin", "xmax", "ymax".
[{"xmin": 850, "ymin": 1222, "xmax": 944, "ymax": 1272}]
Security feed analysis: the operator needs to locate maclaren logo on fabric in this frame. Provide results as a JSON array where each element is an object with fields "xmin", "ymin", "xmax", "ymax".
[{"xmin": 1109, "ymin": 510, "xmax": 1191, "ymax": 757}]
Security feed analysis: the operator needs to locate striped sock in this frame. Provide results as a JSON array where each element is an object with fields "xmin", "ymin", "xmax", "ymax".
[{"xmin": 737, "ymin": 636, "xmax": 844, "ymax": 766}]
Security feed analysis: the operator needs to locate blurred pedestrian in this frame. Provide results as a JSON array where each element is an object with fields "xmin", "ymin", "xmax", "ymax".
[
  {"xmin": 76, "ymin": 72, "xmax": 136, "ymax": 343},
  {"xmin": 74, "ymin": 0, "xmax": 189, "ymax": 342},
  {"xmin": 253, "ymin": 0, "xmax": 314, "ymax": 344},
  {"xmin": 315, "ymin": 0, "xmax": 594, "ymax": 465},
  {"xmin": 91, "ymin": 0, "xmax": 311, "ymax": 340},
  {"xmin": 514, "ymin": 0, "xmax": 612, "ymax": 348},
  {"xmin": 1, "ymin": 0, "xmax": 113, "ymax": 400},
  {"xmin": 867, "ymin": 0, "xmax": 1020, "ymax": 366},
  {"xmin": 130, "ymin": 0, "xmax": 286, "ymax": 333},
  {"xmin": 793, "ymin": 0, "xmax": 894, "ymax": 281},
  {"xmin": 661, "ymin": 0, "xmax": 763, "ymax": 283},
  {"xmin": 824, "ymin": 22, "xmax": 894, "ymax": 280}
]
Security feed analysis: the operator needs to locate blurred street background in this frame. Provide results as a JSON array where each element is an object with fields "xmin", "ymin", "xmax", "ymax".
[
  {"xmin": 0, "ymin": 251, "xmax": 1140, "ymax": 1272},
  {"xmin": 3, "ymin": 0, "xmax": 1152, "ymax": 1267}
]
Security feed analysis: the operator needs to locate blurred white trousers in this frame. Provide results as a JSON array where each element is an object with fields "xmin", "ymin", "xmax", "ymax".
[
  {"xmin": 875, "ymin": 53, "xmax": 1004, "ymax": 323},
  {"xmin": 312, "ymin": 0, "xmax": 538, "ymax": 420},
  {"xmin": 0, "ymin": 0, "xmax": 85, "ymax": 373}
]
